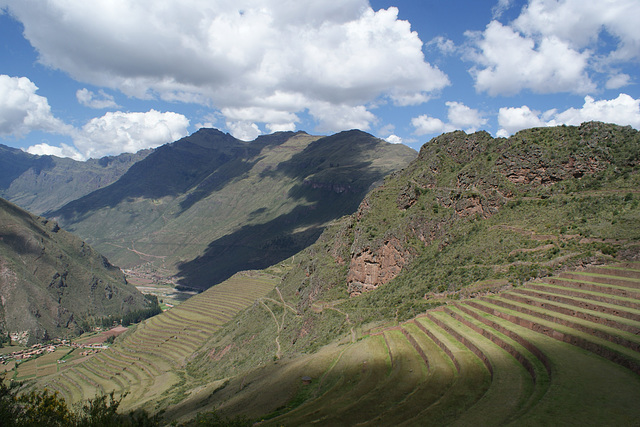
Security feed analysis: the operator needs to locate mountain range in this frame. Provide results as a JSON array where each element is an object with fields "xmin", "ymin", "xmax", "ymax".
[
  {"xmin": 3, "ymin": 122, "xmax": 640, "ymax": 425},
  {"xmin": 4, "ymin": 129, "xmax": 416, "ymax": 290},
  {"xmin": 0, "ymin": 144, "xmax": 150, "ymax": 215}
]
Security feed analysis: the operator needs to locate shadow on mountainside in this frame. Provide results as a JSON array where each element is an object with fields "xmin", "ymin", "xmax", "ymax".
[
  {"xmin": 262, "ymin": 130, "xmax": 391, "ymax": 188},
  {"xmin": 48, "ymin": 130, "xmax": 249, "ymax": 221},
  {"xmin": 0, "ymin": 145, "xmax": 56, "ymax": 189},
  {"xmin": 48, "ymin": 130, "xmax": 303, "ymax": 223},
  {"xmin": 175, "ymin": 186, "xmax": 360, "ymax": 289},
  {"xmin": 177, "ymin": 131, "xmax": 304, "ymax": 213},
  {"xmin": 176, "ymin": 130, "xmax": 416, "ymax": 289}
]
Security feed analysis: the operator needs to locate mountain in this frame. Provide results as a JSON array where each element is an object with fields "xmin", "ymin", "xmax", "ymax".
[
  {"xmin": 175, "ymin": 122, "xmax": 640, "ymax": 419},
  {"xmin": 48, "ymin": 129, "xmax": 417, "ymax": 289},
  {"xmin": 27, "ymin": 122, "xmax": 640, "ymax": 424},
  {"xmin": 0, "ymin": 198, "xmax": 149, "ymax": 344},
  {"xmin": 0, "ymin": 144, "xmax": 150, "ymax": 215}
]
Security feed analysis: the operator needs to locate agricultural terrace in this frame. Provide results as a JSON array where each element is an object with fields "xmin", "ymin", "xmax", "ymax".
[
  {"xmin": 34, "ymin": 271, "xmax": 278, "ymax": 411},
  {"xmin": 199, "ymin": 263, "xmax": 640, "ymax": 425}
]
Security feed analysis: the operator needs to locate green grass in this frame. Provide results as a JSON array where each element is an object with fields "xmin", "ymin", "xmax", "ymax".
[
  {"xmin": 430, "ymin": 310, "xmax": 532, "ymax": 426},
  {"xmin": 31, "ymin": 271, "xmax": 279, "ymax": 412},
  {"xmin": 176, "ymin": 263, "xmax": 640, "ymax": 425},
  {"xmin": 459, "ymin": 297, "xmax": 640, "ymax": 425}
]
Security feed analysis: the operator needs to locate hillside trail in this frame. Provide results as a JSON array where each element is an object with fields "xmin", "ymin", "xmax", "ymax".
[
  {"xmin": 259, "ymin": 287, "xmax": 298, "ymax": 359},
  {"xmin": 312, "ymin": 299, "xmax": 356, "ymax": 342}
]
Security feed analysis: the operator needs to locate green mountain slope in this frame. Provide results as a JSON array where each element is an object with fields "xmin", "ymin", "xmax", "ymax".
[
  {"xmin": 0, "ymin": 198, "xmax": 149, "ymax": 344},
  {"xmin": 0, "ymin": 144, "xmax": 150, "ymax": 215},
  {"xmin": 24, "ymin": 122, "xmax": 640, "ymax": 425},
  {"xmin": 49, "ymin": 129, "xmax": 416, "ymax": 289},
  {"xmin": 171, "ymin": 122, "xmax": 639, "ymax": 419}
]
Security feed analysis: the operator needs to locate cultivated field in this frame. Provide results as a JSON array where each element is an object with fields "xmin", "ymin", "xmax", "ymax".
[
  {"xmin": 34, "ymin": 271, "xmax": 278, "ymax": 410},
  {"xmin": 191, "ymin": 262, "xmax": 640, "ymax": 425}
]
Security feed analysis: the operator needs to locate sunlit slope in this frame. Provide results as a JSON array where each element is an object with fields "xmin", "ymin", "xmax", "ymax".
[
  {"xmin": 172, "ymin": 263, "xmax": 640, "ymax": 426},
  {"xmin": 37, "ymin": 271, "xmax": 278, "ymax": 410}
]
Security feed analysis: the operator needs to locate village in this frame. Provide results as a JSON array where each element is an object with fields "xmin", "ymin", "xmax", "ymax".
[
  {"xmin": 0, "ymin": 325, "xmax": 130, "ymax": 366},
  {"xmin": 0, "ymin": 339, "xmax": 109, "ymax": 365}
]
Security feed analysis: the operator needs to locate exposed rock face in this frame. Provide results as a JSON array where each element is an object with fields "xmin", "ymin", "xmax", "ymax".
[
  {"xmin": 347, "ymin": 237, "xmax": 408, "ymax": 296},
  {"xmin": 497, "ymin": 154, "xmax": 605, "ymax": 185},
  {"xmin": 341, "ymin": 122, "xmax": 638, "ymax": 297}
]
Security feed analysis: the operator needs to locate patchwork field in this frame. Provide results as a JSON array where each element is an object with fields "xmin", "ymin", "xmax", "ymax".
[
  {"xmin": 188, "ymin": 262, "xmax": 640, "ymax": 425},
  {"xmin": 21, "ymin": 262, "xmax": 640, "ymax": 425},
  {"xmin": 34, "ymin": 271, "xmax": 278, "ymax": 410},
  {"xmin": 10, "ymin": 347, "xmax": 72, "ymax": 382}
]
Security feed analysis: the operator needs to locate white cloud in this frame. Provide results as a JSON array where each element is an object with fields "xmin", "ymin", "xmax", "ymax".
[
  {"xmin": 468, "ymin": 21, "xmax": 595, "ymax": 96},
  {"xmin": 2, "ymin": 1, "xmax": 449, "ymax": 133},
  {"xmin": 412, "ymin": 102, "xmax": 486, "ymax": 136},
  {"xmin": 385, "ymin": 134, "xmax": 403, "ymax": 144},
  {"xmin": 309, "ymin": 103, "xmax": 376, "ymax": 133},
  {"xmin": 26, "ymin": 143, "xmax": 83, "ymax": 161},
  {"xmin": 0, "ymin": 74, "xmax": 71, "ymax": 136},
  {"xmin": 72, "ymin": 110, "xmax": 190, "ymax": 159},
  {"xmin": 513, "ymin": 0, "xmax": 640, "ymax": 61},
  {"xmin": 426, "ymin": 36, "xmax": 457, "ymax": 55},
  {"xmin": 492, "ymin": 0, "xmax": 514, "ymax": 19},
  {"xmin": 497, "ymin": 93, "xmax": 640, "ymax": 136},
  {"xmin": 606, "ymin": 73, "xmax": 632, "ymax": 90},
  {"xmin": 26, "ymin": 109, "xmax": 190, "ymax": 160},
  {"xmin": 550, "ymin": 94, "xmax": 640, "ymax": 128},
  {"xmin": 497, "ymin": 105, "xmax": 548, "ymax": 135},
  {"xmin": 467, "ymin": 0, "xmax": 640, "ymax": 95},
  {"xmin": 377, "ymin": 124, "xmax": 396, "ymax": 137},
  {"xmin": 221, "ymin": 106, "xmax": 298, "ymax": 135},
  {"xmin": 411, "ymin": 115, "xmax": 449, "ymax": 136},
  {"xmin": 266, "ymin": 122, "xmax": 297, "ymax": 133},
  {"xmin": 446, "ymin": 101, "xmax": 487, "ymax": 132},
  {"xmin": 226, "ymin": 121, "xmax": 262, "ymax": 141},
  {"xmin": 76, "ymin": 88, "xmax": 119, "ymax": 109},
  {"xmin": 0, "ymin": 75, "xmax": 189, "ymax": 160},
  {"xmin": 194, "ymin": 113, "xmax": 220, "ymax": 130}
]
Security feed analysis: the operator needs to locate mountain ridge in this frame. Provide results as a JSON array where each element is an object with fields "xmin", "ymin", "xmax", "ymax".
[
  {"xmin": 0, "ymin": 143, "xmax": 151, "ymax": 215},
  {"xmin": 44, "ymin": 128, "xmax": 416, "ymax": 289},
  {"xmin": 0, "ymin": 197, "xmax": 149, "ymax": 344},
  {"xmin": 14, "ymin": 121, "xmax": 640, "ymax": 425}
]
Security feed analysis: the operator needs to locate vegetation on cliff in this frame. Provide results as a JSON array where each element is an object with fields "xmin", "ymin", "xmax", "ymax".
[
  {"xmin": 186, "ymin": 122, "xmax": 640, "ymax": 381},
  {"xmin": 0, "ymin": 198, "xmax": 149, "ymax": 344}
]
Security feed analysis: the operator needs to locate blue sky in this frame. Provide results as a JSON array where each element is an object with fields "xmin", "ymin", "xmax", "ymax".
[{"xmin": 0, "ymin": 0, "xmax": 639, "ymax": 159}]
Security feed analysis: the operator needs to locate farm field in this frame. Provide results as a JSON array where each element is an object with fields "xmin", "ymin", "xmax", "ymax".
[
  {"xmin": 14, "ymin": 260, "xmax": 640, "ymax": 425},
  {"xmin": 12, "ymin": 347, "xmax": 72, "ymax": 381},
  {"xmin": 172, "ymin": 262, "xmax": 640, "ymax": 425},
  {"xmin": 33, "ymin": 270, "xmax": 279, "ymax": 411}
]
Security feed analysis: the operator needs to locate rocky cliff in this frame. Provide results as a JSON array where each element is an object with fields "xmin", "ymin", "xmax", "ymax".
[{"xmin": 341, "ymin": 122, "xmax": 639, "ymax": 297}]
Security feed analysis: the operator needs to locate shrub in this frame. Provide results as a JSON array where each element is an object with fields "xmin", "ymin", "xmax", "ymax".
[{"xmin": 0, "ymin": 383, "xmax": 162, "ymax": 427}]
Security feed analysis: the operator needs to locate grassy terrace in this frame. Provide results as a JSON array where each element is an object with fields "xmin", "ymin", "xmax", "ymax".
[
  {"xmin": 20, "ymin": 262, "xmax": 640, "ymax": 424},
  {"xmin": 209, "ymin": 262, "xmax": 640, "ymax": 425},
  {"xmin": 35, "ymin": 271, "xmax": 278, "ymax": 410}
]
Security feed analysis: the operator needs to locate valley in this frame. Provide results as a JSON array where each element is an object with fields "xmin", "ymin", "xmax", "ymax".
[{"xmin": 1, "ymin": 122, "xmax": 639, "ymax": 425}]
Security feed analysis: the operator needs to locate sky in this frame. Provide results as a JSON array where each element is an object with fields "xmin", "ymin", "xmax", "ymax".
[{"xmin": 0, "ymin": 0, "xmax": 639, "ymax": 160}]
